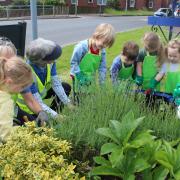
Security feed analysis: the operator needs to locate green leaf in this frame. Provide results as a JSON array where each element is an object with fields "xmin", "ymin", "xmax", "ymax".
[
  {"xmin": 152, "ymin": 166, "xmax": 169, "ymax": 180},
  {"xmin": 100, "ymin": 143, "xmax": 120, "ymax": 155},
  {"xmin": 91, "ymin": 166, "xmax": 122, "ymax": 177},
  {"xmin": 109, "ymin": 148, "xmax": 124, "ymax": 168},
  {"xmin": 96, "ymin": 128, "xmax": 119, "ymax": 144},
  {"xmin": 174, "ymin": 170, "xmax": 180, "ymax": 180},
  {"xmin": 133, "ymin": 158, "xmax": 151, "ymax": 172},
  {"xmin": 124, "ymin": 174, "xmax": 135, "ymax": 180},
  {"xmin": 128, "ymin": 130, "xmax": 155, "ymax": 149},
  {"xmin": 93, "ymin": 156, "xmax": 111, "ymax": 166},
  {"xmin": 120, "ymin": 116, "xmax": 144, "ymax": 145},
  {"xmin": 155, "ymin": 151, "xmax": 173, "ymax": 172}
]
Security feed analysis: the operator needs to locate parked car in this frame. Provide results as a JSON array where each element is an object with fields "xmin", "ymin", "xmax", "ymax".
[
  {"xmin": 154, "ymin": 8, "xmax": 173, "ymax": 17},
  {"xmin": 174, "ymin": 7, "xmax": 180, "ymax": 16}
]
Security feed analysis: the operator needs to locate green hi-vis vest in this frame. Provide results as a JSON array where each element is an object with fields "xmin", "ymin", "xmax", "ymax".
[
  {"xmin": 160, "ymin": 64, "xmax": 180, "ymax": 94},
  {"xmin": 118, "ymin": 61, "xmax": 134, "ymax": 80},
  {"xmin": 142, "ymin": 54, "xmax": 160, "ymax": 90},
  {"xmin": 16, "ymin": 64, "xmax": 51, "ymax": 114}
]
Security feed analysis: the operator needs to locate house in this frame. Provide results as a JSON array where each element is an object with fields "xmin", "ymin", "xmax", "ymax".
[
  {"xmin": 66, "ymin": 0, "xmax": 172, "ymax": 13},
  {"xmin": 119, "ymin": 0, "xmax": 171, "ymax": 10},
  {"xmin": 0, "ymin": 0, "xmax": 12, "ymax": 6}
]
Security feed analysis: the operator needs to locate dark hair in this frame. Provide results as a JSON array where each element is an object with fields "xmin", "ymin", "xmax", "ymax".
[{"xmin": 122, "ymin": 41, "xmax": 139, "ymax": 61}]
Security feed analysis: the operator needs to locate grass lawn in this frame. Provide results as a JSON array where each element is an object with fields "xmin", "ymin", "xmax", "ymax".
[
  {"xmin": 103, "ymin": 8, "xmax": 154, "ymax": 16},
  {"xmin": 57, "ymin": 26, "xmax": 168, "ymax": 82}
]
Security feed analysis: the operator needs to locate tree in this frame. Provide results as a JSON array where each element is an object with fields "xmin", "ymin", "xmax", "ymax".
[{"xmin": 107, "ymin": 0, "xmax": 120, "ymax": 10}]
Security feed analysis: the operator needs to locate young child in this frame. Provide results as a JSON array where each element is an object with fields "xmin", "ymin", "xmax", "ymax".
[
  {"xmin": 148, "ymin": 39, "xmax": 180, "ymax": 105},
  {"xmin": 110, "ymin": 41, "xmax": 139, "ymax": 85},
  {"xmin": 0, "ymin": 37, "xmax": 49, "ymax": 126},
  {"xmin": 17, "ymin": 38, "xmax": 74, "ymax": 119},
  {"xmin": 70, "ymin": 23, "xmax": 115, "ymax": 89},
  {"xmin": 0, "ymin": 56, "xmax": 32, "ymax": 142},
  {"xmin": 135, "ymin": 32, "xmax": 164, "ymax": 91}
]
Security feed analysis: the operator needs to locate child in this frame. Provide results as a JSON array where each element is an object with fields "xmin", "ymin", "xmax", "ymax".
[
  {"xmin": 110, "ymin": 41, "xmax": 139, "ymax": 85},
  {"xmin": 0, "ymin": 37, "xmax": 48, "ymax": 126},
  {"xmin": 70, "ymin": 23, "xmax": 115, "ymax": 88},
  {"xmin": 148, "ymin": 39, "xmax": 180, "ymax": 105},
  {"xmin": 0, "ymin": 56, "xmax": 32, "ymax": 142},
  {"xmin": 17, "ymin": 38, "xmax": 74, "ymax": 119},
  {"xmin": 135, "ymin": 32, "xmax": 164, "ymax": 90}
]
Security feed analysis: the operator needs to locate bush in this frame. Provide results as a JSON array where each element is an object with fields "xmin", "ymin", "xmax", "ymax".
[{"xmin": 0, "ymin": 122, "xmax": 82, "ymax": 179}]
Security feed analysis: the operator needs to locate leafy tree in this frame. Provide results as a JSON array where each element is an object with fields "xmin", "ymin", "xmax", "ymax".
[
  {"xmin": 107, "ymin": 0, "xmax": 120, "ymax": 10},
  {"xmin": 39, "ymin": 0, "xmax": 65, "ymax": 5}
]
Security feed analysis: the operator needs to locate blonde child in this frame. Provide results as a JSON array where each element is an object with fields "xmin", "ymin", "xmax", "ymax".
[
  {"xmin": 135, "ymin": 32, "xmax": 164, "ymax": 90},
  {"xmin": 110, "ymin": 41, "xmax": 139, "ymax": 85},
  {"xmin": 147, "ymin": 39, "xmax": 180, "ymax": 108},
  {"xmin": 0, "ymin": 56, "xmax": 32, "ymax": 142},
  {"xmin": 70, "ymin": 23, "xmax": 115, "ymax": 88},
  {"xmin": 0, "ymin": 37, "xmax": 48, "ymax": 126}
]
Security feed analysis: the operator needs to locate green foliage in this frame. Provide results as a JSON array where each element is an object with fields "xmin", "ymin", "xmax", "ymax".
[
  {"xmin": 12, "ymin": 0, "xmax": 30, "ymax": 5},
  {"xmin": 91, "ymin": 112, "xmax": 180, "ymax": 179},
  {"xmin": 39, "ymin": 0, "xmax": 65, "ymax": 5},
  {"xmin": 91, "ymin": 112, "xmax": 155, "ymax": 179},
  {"xmin": 107, "ymin": 0, "xmax": 120, "ymax": 10},
  {"xmin": 155, "ymin": 141, "xmax": 180, "ymax": 179},
  {"xmin": 0, "ymin": 122, "xmax": 81, "ymax": 179}
]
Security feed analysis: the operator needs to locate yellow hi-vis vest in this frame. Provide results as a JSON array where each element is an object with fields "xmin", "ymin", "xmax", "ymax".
[{"xmin": 16, "ymin": 64, "xmax": 51, "ymax": 114}]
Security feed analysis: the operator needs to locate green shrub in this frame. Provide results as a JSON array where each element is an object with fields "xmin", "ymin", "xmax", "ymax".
[
  {"xmin": 91, "ymin": 112, "xmax": 180, "ymax": 179},
  {"xmin": 53, "ymin": 82, "xmax": 180, "ymax": 153},
  {"xmin": 0, "ymin": 122, "xmax": 82, "ymax": 179}
]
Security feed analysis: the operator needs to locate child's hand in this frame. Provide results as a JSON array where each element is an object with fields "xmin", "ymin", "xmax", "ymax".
[{"xmin": 135, "ymin": 75, "xmax": 143, "ymax": 86}]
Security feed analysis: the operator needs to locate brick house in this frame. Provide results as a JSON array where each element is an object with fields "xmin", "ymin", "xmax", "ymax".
[
  {"xmin": 66, "ymin": 0, "xmax": 172, "ymax": 12},
  {"xmin": 0, "ymin": 0, "xmax": 12, "ymax": 5},
  {"xmin": 119, "ymin": 0, "xmax": 171, "ymax": 10}
]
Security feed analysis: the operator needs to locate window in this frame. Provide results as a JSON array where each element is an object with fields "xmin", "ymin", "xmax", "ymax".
[
  {"xmin": 88, "ymin": 0, "xmax": 93, "ymax": 3},
  {"xmin": 129, "ymin": 0, "xmax": 135, "ymax": 8},
  {"xmin": 97, "ymin": 0, "xmax": 107, "ymax": 6},
  {"xmin": 149, "ymin": 0, "xmax": 153, "ymax": 8},
  {"xmin": 71, "ymin": 0, "xmax": 78, "ymax": 5}
]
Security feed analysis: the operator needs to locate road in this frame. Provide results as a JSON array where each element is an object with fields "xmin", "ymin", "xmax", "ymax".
[{"xmin": 0, "ymin": 15, "xmax": 147, "ymax": 46}]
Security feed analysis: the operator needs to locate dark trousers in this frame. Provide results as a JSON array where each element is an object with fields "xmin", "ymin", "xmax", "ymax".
[{"xmin": 15, "ymin": 82, "xmax": 71, "ymax": 125}]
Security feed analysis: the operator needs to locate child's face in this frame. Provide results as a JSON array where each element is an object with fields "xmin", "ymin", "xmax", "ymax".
[
  {"xmin": 5, "ymin": 79, "xmax": 28, "ymax": 93},
  {"xmin": 94, "ymin": 39, "xmax": 107, "ymax": 50},
  {"xmin": 123, "ymin": 55, "xmax": 135, "ymax": 65},
  {"xmin": 168, "ymin": 47, "xmax": 180, "ymax": 64}
]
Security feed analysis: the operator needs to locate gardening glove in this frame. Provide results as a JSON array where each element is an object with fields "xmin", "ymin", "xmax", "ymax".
[
  {"xmin": 76, "ymin": 72, "xmax": 91, "ymax": 86},
  {"xmin": 149, "ymin": 78, "xmax": 159, "ymax": 90},
  {"xmin": 173, "ymin": 84, "xmax": 180, "ymax": 106},
  {"xmin": 36, "ymin": 110, "xmax": 49, "ymax": 127},
  {"xmin": 135, "ymin": 75, "xmax": 143, "ymax": 86},
  {"xmin": 173, "ymin": 83, "xmax": 180, "ymax": 98}
]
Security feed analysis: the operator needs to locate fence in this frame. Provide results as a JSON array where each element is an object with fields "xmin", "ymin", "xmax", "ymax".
[{"xmin": 0, "ymin": 5, "xmax": 69, "ymax": 19}]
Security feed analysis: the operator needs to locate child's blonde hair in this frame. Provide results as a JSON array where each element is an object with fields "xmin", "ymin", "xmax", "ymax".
[
  {"xmin": 0, "ymin": 37, "xmax": 17, "ymax": 58},
  {"xmin": 168, "ymin": 39, "xmax": 180, "ymax": 53},
  {"xmin": 0, "ymin": 56, "xmax": 32, "ymax": 89},
  {"xmin": 122, "ymin": 41, "xmax": 139, "ymax": 61},
  {"xmin": 92, "ymin": 23, "xmax": 115, "ymax": 48}
]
